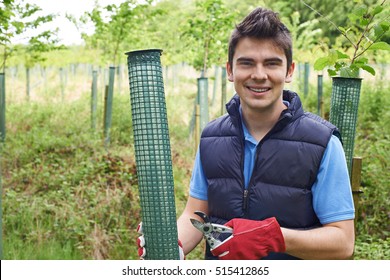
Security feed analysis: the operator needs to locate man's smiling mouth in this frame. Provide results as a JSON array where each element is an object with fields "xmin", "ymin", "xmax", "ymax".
[{"xmin": 247, "ymin": 87, "xmax": 270, "ymax": 93}]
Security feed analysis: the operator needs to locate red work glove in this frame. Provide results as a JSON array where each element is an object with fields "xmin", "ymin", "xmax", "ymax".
[
  {"xmin": 136, "ymin": 222, "xmax": 185, "ymax": 260},
  {"xmin": 211, "ymin": 217, "xmax": 285, "ymax": 260}
]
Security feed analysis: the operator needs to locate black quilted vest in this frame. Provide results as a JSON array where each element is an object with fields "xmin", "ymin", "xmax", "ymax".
[{"xmin": 200, "ymin": 90, "xmax": 340, "ymax": 259}]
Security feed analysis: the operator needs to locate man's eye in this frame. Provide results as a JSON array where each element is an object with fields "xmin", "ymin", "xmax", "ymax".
[
  {"xmin": 239, "ymin": 61, "xmax": 252, "ymax": 66},
  {"xmin": 266, "ymin": 61, "xmax": 282, "ymax": 67}
]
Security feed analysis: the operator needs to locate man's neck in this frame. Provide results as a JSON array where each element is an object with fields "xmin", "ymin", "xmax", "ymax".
[{"xmin": 241, "ymin": 102, "xmax": 287, "ymax": 142}]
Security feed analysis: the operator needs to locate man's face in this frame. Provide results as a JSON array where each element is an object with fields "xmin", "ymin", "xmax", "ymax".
[{"xmin": 227, "ymin": 37, "xmax": 295, "ymax": 115}]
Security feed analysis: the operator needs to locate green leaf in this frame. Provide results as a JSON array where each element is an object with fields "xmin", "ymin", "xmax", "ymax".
[
  {"xmin": 352, "ymin": 5, "xmax": 367, "ymax": 17},
  {"xmin": 348, "ymin": 14, "xmax": 359, "ymax": 23},
  {"xmin": 11, "ymin": 21, "xmax": 24, "ymax": 34},
  {"xmin": 334, "ymin": 61, "xmax": 346, "ymax": 71},
  {"xmin": 372, "ymin": 6, "xmax": 383, "ymax": 16},
  {"xmin": 327, "ymin": 69, "xmax": 337, "ymax": 76},
  {"xmin": 369, "ymin": 42, "xmax": 390, "ymax": 51},
  {"xmin": 380, "ymin": 21, "xmax": 390, "ymax": 31},
  {"xmin": 340, "ymin": 67, "xmax": 359, "ymax": 78},
  {"xmin": 354, "ymin": 57, "xmax": 368, "ymax": 66},
  {"xmin": 339, "ymin": 26, "xmax": 347, "ymax": 34},
  {"xmin": 336, "ymin": 50, "xmax": 349, "ymax": 59},
  {"xmin": 374, "ymin": 24, "xmax": 386, "ymax": 38},
  {"xmin": 314, "ymin": 57, "xmax": 329, "ymax": 71},
  {"xmin": 360, "ymin": 64, "xmax": 376, "ymax": 76},
  {"xmin": 360, "ymin": 18, "xmax": 370, "ymax": 26}
]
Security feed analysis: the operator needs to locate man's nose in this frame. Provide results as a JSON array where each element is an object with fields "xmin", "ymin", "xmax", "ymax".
[{"xmin": 250, "ymin": 65, "xmax": 267, "ymax": 80}]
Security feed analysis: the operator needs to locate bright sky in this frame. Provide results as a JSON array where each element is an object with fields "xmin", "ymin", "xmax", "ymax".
[{"xmin": 14, "ymin": 0, "xmax": 126, "ymax": 45}]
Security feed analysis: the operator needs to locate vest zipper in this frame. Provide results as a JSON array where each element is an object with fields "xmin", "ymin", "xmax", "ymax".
[
  {"xmin": 242, "ymin": 152, "xmax": 257, "ymax": 214},
  {"xmin": 241, "ymin": 130, "xmax": 270, "ymax": 214},
  {"xmin": 239, "ymin": 104, "xmax": 290, "ymax": 215},
  {"xmin": 242, "ymin": 189, "xmax": 249, "ymax": 211},
  {"xmin": 230, "ymin": 98, "xmax": 293, "ymax": 218},
  {"xmin": 237, "ymin": 112, "xmax": 248, "ymax": 214}
]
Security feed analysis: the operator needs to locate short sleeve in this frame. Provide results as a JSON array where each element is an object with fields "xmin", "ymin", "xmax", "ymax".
[
  {"xmin": 312, "ymin": 135, "xmax": 355, "ymax": 224},
  {"xmin": 189, "ymin": 148, "xmax": 208, "ymax": 201}
]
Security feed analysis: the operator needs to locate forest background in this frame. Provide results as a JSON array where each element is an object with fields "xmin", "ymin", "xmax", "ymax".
[{"xmin": 0, "ymin": 0, "xmax": 389, "ymax": 260}]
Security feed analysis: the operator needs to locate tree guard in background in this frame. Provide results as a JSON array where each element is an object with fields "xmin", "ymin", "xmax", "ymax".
[
  {"xmin": 221, "ymin": 67, "xmax": 227, "ymax": 116},
  {"xmin": 330, "ymin": 77, "xmax": 362, "ymax": 177},
  {"xmin": 0, "ymin": 72, "xmax": 4, "ymax": 258},
  {"xmin": 317, "ymin": 74, "xmax": 323, "ymax": 118},
  {"xmin": 0, "ymin": 73, "xmax": 5, "ymax": 142},
  {"xmin": 197, "ymin": 77, "xmax": 209, "ymax": 131},
  {"xmin": 126, "ymin": 49, "xmax": 179, "ymax": 260},
  {"xmin": 104, "ymin": 66, "xmax": 115, "ymax": 146},
  {"xmin": 91, "ymin": 70, "xmax": 98, "ymax": 130},
  {"xmin": 304, "ymin": 62, "xmax": 310, "ymax": 97}
]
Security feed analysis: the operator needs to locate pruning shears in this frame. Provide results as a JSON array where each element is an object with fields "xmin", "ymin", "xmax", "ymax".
[{"xmin": 190, "ymin": 211, "xmax": 233, "ymax": 249}]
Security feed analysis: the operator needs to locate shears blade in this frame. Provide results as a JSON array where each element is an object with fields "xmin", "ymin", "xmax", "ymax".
[
  {"xmin": 190, "ymin": 211, "xmax": 232, "ymax": 249},
  {"xmin": 190, "ymin": 218, "xmax": 204, "ymax": 231}
]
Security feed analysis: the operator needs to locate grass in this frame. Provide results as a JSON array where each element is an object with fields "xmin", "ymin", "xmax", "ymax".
[{"xmin": 1, "ymin": 63, "xmax": 389, "ymax": 260}]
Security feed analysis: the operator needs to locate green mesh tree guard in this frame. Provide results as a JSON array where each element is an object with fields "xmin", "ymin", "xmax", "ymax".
[
  {"xmin": 221, "ymin": 67, "xmax": 227, "ymax": 116},
  {"xmin": 91, "ymin": 70, "xmax": 98, "ymax": 130},
  {"xmin": 126, "ymin": 49, "xmax": 179, "ymax": 260},
  {"xmin": 329, "ymin": 77, "xmax": 362, "ymax": 177},
  {"xmin": 317, "ymin": 74, "xmax": 323, "ymax": 117},
  {"xmin": 0, "ymin": 73, "xmax": 5, "ymax": 142},
  {"xmin": 104, "ymin": 66, "xmax": 115, "ymax": 146},
  {"xmin": 304, "ymin": 62, "xmax": 310, "ymax": 97},
  {"xmin": 26, "ymin": 68, "xmax": 30, "ymax": 101},
  {"xmin": 0, "ymin": 143, "xmax": 3, "ymax": 258},
  {"xmin": 197, "ymin": 77, "xmax": 209, "ymax": 131},
  {"xmin": 211, "ymin": 66, "xmax": 219, "ymax": 106},
  {"xmin": 0, "ymin": 73, "xmax": 3, "ymax": 258},
  {"xmin": 60, "ymin": 67, "xmax": 65, "ymax": 100}
]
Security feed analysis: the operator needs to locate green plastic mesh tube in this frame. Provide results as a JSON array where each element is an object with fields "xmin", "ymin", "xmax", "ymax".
[
  {"xmin": 0, "ymin": 73, "xmax": 5, "ymax": 142},
  {"xmin": 126, "ymin": 49, "xmax": 179, "ymax": 260},
  {"xmin": 330, "ymin": 77, "xmax": 362, "ymax": 177},
  {"xmin": 197, "ymin": 77, "xmax": 209, "ymax": 131}
]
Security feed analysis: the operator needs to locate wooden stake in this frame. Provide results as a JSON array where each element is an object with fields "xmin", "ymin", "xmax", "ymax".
[{"xmin": 351, "ymin": 157, "xmax": 363, "ymax": 234}]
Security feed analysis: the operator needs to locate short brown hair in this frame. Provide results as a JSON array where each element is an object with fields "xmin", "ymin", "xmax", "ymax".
[{"xmin": 228, "ymin": 7, "xmax": 293, "ymax": 72}]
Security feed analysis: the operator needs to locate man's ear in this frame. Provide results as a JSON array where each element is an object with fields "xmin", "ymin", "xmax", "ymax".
[
  {"xmin": 285, "ymin": 62, "xmax": 295, "ymax": 83},
  {"xmin": 226, "ymin": 61, "xmax": 234, "ymax": 82}
]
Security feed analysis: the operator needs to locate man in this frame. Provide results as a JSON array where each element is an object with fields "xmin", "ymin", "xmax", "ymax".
[{"xmin": 139, "ymin": 7, "xmax": 355, "ymax": 260}]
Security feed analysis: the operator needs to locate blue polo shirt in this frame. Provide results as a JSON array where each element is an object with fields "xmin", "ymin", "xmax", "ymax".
[{"xmin": 190, "ymin": 109, "xmax": 355, "ymax": 225}]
